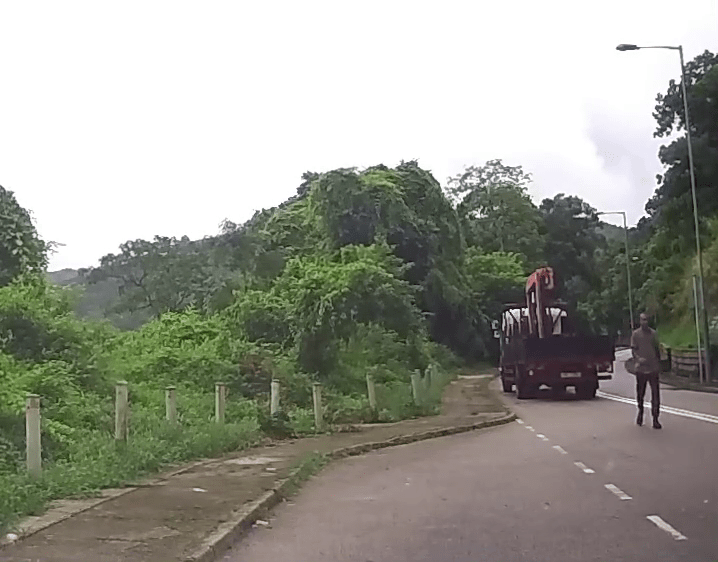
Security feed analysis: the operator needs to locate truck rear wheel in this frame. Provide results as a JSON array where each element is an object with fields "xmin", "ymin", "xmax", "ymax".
[
  {"xmin": 576, "ymin": 382, "xmax": 597, "ymax": 399},
  {"xmin": 551, "ymin": 385, "xmax": 566, "ymax": 397},
  {"xmin": 515, "ymin": 373, "xmax": 533, "ymax": 399},
  {"xmin": 502, "ymin": 378, "xmax": 513, "ymax": 393}
]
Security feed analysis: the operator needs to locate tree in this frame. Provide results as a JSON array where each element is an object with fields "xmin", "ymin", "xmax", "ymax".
[
  {"xmin": 0, "ymin": 186, "xmax": 48, "ymax": 286},
  {"xmin": 227, "ymin": 243, "xmax": 422, "ymax": 378},
  {"xmin": 464, "ymin": 248, "xmax": 526, "ymax": 321},
  {"xmin": 211, "ymin": 180, "xmax": 327, "ymax": 288},
  {"xmin": 539, "ymin": 194, "xmax": 606, "ymax": 314},
  {"xmin": 653, "ymin": 50, "xmax": 718, "ymax": 138},
  {"xmin": 211, "ymin": 216, "xmax": 288, "ymax": 290},
  {"xmin": 296, "ymin": 171, "xmax": 319, "ymax": 199},
  {"xmin": 309, "ymin": 161, "xmax": 491, "ymax": 360},
  {"xmin": 628, "ymin": 56, "xmax": 718, "ymax": 329},
  {"xmin": 580, "ymin": 235, "xmax": 644, "ymax": 337},
  {"xmin": 88, "ymin": 236, "xmax": 220, "ymax": 317},
  {"xmin": 447, "ymin": 160, "xmax": 544, "ymax": 266},
  {"xmin": 647, "ymin": 51, "xmax": 718, "ymax": 243},
  {"xmin": 464, "ymin": 250, "xmax": 525, "ymax": 296}
]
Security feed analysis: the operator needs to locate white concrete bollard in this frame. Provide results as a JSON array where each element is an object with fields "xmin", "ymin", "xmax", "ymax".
[
  {"xmin": 366, "ymin": 374, "xmax": 377, "ymax": 411},
  {"xmin": 115, "ymin": 381, "xmax": 129, "ymax": 441},
  {"xmin": 426, "ymin": 364, "xmax": 435, "ymax": 389},
  {"xmin": 215, "ymin": 383, "xmax": 226, "ymax": 424},
  {"xmin": 270, "ymin": 379, "xmax": 280, "ymax": 415},
  {"xmin": 411, "ymin": 370, "xmax": 422, "ymax": 405},
  {"xmin": 25, "ymin": 394, "xmax": 41, "ymax": 478},
  {"xmin": 312, "ymin": 383, "xmax": 324, "ymax": 431},
  {"xmin": 166, "ymin": 385, "xmax": 177, "ymax": 424}
]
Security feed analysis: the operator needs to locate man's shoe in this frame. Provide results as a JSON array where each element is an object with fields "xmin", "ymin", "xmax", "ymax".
[
  {"xmin": 653, "ymin": 419, "xmax": 662, "ymax": 429},
  {"xmin": 636, "ymin": 411, "xmax": 644, "ymax": 426}
]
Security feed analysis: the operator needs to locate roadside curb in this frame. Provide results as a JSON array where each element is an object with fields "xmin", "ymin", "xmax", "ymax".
[
  {"xmin": 660, "ymin": 375, "xmax": 718, "ymax": 394},
  {"xmin": 184, "ymin": 411, "xmax": 517, "ymax": 562}
]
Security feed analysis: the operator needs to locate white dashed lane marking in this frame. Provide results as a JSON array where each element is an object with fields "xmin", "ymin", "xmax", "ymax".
[
  {"xmin": 517, "ymin": 408, "xmax": 688, "ymax": 546},
  {"xmin": 604, "ymin": 484, "xmax": 632, "ymax": 500},
  {"xmin": 646, "ymin": 515, "xmax": 687, "ymax": 541}
]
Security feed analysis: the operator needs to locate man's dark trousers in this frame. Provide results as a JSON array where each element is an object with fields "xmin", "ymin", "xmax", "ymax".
[{"xmin": 636, "ymin": 371, "xmax": 660, "ymax": 419}]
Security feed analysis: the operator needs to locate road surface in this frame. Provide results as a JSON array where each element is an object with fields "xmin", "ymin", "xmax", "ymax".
[{"xmin": 222, "ymin": 350, "xmax": 718, "ymax": 562}]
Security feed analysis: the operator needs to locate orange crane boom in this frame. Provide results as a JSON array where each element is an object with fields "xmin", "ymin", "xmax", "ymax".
[{"xmin": 525, "ymin": 266, "xmax": 555, "ymax": 339}]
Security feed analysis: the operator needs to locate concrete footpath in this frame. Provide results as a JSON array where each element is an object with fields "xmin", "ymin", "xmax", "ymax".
[{"xmin": 0, "ymin": 375, "xmax": 514, "ymax": 562}]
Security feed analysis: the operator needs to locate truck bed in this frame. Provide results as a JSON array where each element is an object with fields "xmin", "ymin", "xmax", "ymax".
[
  {"xmin": 502, "ymin": 334, "xmax": 615, "ymax": 368},
  {"xmin": 523, "ymin": 335, "xmax": 614, "ymax": 362}
]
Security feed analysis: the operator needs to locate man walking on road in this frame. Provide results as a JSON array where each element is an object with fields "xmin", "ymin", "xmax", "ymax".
[{"xmin": 631, "ymin": 313, "xmax": 662, "ymax": 429}]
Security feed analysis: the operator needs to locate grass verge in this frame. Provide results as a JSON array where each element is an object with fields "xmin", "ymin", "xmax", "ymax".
[
  {"xmin": 0, "ymin": 419, "xmax": 262, "ymax": 535},
  {"xmin": 0, "ymin": 364, "xmax": 462, "ymax": 537}
]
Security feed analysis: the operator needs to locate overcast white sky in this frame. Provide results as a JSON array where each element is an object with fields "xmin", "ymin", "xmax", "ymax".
[{"xmin": 1, "ymin": 1, "xmax": 716, "ymax": 271}]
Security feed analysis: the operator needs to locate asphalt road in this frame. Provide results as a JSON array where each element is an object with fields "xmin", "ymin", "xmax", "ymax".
[{"xmin": 223, "ymin": 353, "xmax": 718, "ymax": 562}]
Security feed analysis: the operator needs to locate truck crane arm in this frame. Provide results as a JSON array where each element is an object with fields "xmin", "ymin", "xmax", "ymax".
[{"xmin": 525, "ymin": 267, "xmax": 556, "ymax": 339}]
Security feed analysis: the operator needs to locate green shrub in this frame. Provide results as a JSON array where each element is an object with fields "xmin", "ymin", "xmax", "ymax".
[
  {"xmin": 323, "ymin": 392, "xmax": 372, "ymax": 425},
  {"xmin": 374, "ymin": 380, "xmax": 416, "ymax": 422},
  {"xmin": 258, "ymin": 410, "xmax": 294, "ymax": 439},
  {"xmin": 332, "ymin": 324, "xmax": 415, "ymax": 393},
  {"xmin": 0, "ymin": 433, "xmax": 21, "ymax": 474},
  {"xmin": 288, "ymin": 407, "xmax": 316, "ymax": 435}
]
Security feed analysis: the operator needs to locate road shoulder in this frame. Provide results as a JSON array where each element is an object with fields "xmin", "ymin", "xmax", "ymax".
[{"xmin": 659, "ymin": 371, "xmax": 718, "ymax": 394}]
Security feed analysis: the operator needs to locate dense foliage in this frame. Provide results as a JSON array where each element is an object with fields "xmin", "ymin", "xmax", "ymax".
[{"xmin": 0, "ymin": 187, "xmax": 48, "ymax": 287}]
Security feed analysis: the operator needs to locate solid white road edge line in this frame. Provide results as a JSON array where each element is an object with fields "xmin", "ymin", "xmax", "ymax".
[
  {"xmin": 552, "ymin": 445, "xmax": 568, "ymax": 455},
  {"xmin": 574, "ymin": 461, "xmax": 595, "ymax": 474},
  {"xmin": 646, "ymin": 515, "xmax": 687, "ymax": 541},
  {"xmin": 604, "ymin": 483, "xmax": 632, "ymax": 500},
  {"xmin": 597, "ymin": 391, "xmax": 718, "ymax": 424}
]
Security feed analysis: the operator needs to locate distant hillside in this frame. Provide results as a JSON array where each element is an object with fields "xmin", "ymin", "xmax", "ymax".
[
  {"xmin": 47, "ymin": 268, "xmax": 82, "ymax": 286},
  {"xmin": 46, "ymin": 268, "xmax": 151, "ymax": 330}
]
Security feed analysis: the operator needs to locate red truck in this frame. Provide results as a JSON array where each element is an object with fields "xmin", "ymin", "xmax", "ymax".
[{"xmin": 496, "ymin": 267, "xmax": 615, "ymax": 399}]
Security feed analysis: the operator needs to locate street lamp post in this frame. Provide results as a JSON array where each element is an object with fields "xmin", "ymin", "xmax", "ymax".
[
  {"xmin": 598, "ymin": 211, "xmax": 634, "ymax": 332},
  {"xmin": 616, "ymin": 43, "xmax": 711, "ymax": 381}
]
